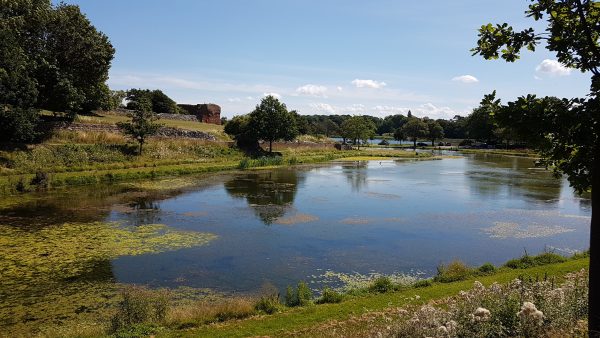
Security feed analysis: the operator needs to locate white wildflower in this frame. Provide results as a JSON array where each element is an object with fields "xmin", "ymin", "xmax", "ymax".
[
  {"xmin": 518, "ymin": 302, "xmax": 544, "ymax": 325},
  {"xmin": 472, "ymin": 307, "xmax": 491, "ymax": 322}
]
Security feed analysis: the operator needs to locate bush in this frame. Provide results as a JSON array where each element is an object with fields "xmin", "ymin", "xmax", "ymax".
[
  {"xmin": 30, "ymin": 171, "xmax": 49, "ymax": 189},
  {"xmin": 110, "ymin": 286, "xmax": 170, "ymax": 333},
  {"xmin": 285, "ymin": 281, "xmax": 313, "ymax": 307},
  {"xmin": 316, "ymin": 287, "xmax": 343, "ymax": 304},
  {"xmin": 477, "ymin": 263, "xmax": 496, "ymax": 275},
  {"xmin": 413, "ymin": 279, "xmax": 433, "ymax": 288},
  {"xmin": 254, "ymin": 294, "xmax": 280, "ymax": 314},
  {"xmin": 504, "ymin": 252, "xmax": 567, "ymax": 269},
  {"xmin": 434, "ymin": 260, "xmax": 472, "ymax": 283},
  {"xmin": 368, "ymin": 276, "xmax": 395, "ymax": 293},
  {"xmin": 0, "ymin": 105, "xmax": 40, "ymax": 143}
]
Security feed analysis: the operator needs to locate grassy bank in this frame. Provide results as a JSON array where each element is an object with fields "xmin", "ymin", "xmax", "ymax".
[
  {"xmin": 457, "ymin": 148, "xmax": 539, "ymax": 158},
  {"xmin": 0, "ymin": 129, "xmax": 432, "ymax": 195},
  {"xmin": 39, "ymin": 254, "xmax": 587, "ymax": 338}
]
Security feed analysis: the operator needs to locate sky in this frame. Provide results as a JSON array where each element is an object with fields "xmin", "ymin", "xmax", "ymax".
[{"xmin": 61, "ymin": 0, "xmax": 593, "ymax": 119}]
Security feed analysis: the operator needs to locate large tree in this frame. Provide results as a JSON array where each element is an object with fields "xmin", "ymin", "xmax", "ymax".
[
  {"xmin": 472, "ymin": 0, "xmax": 599, "ymax": 333},
  {"xmin": 0, "ymin": 0, "xmax": 114, "ymax": 133},
  {"xmin": 425, "ymin": 118, "xmax": 445, "ymax": 146},
  {"xmin": 126, "ymin": 89, "xmax": 179, "ymax": 115},
  {"xmin": 401, "ymin": 118, "xmax": 428, "ymax": 150},
  {"xmin": 340, "ymin": 116, "xmax": 376, "ymax": 149},
  {"xmin": 249, "ymin": 96, "xmax": 298, "ymax": 153}
]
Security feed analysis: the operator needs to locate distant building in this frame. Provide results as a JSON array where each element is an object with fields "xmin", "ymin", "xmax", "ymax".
[{"xmin": 177, "ymin": 103, "xmax": 221, "ymax": 125}]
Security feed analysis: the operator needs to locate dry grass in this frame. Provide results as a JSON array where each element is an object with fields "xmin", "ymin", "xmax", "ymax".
[
  {"xmin": 166, "ymin": 297, "xmax": 258, "ymax": 327},
  {"xmin": 48, "ymin": 130, "xmax": 125, "ymax": 144}
]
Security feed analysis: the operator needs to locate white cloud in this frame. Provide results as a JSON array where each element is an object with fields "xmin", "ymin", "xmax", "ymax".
[
  {"xmin": 310, "ymin": 103, "xmax": 336, "ymax": 114},
  {"xmin": 451, "ymin": 75, "xmax": 479, "ymax": 84},
  {"xmin": 296, "ymin": 84, "xmax": 328, "ymax": 97},
  {"xmin": 246, "ymin": 96, "xmax": 254, "ymax": 100},
  {"xmin": 263, "ymin": 92, "xmax": 281, "ymax": 99},
  {"xmin": 227, "ymin": 97, "xmax": 241, "ymax": 102},
  {"xmin": 535, "ymin": 59, "xmax": 572, "ymax": 76},
  {"xmin": 336, "ymin": 86, "xmax": 343, "ymax": 92},
  {"xmin": 351, "ymin": 79, "xmax": 387, "ymax": 89}
]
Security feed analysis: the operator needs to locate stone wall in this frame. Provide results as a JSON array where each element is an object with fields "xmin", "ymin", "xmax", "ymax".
[{"xmin": 177, "ymin": 104, "xmax": 221, "ymax": 125}]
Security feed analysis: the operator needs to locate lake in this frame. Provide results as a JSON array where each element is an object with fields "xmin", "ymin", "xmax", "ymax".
[{"xmin": 0, "ymin": 152, "xmax": 591, "ymax": 324}]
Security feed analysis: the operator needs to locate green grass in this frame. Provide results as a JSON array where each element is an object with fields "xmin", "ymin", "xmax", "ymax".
[
  {"xmin": 157, "ymin": 258, "xmax": 588, "ymax": 337},
  {"xmin": 458, "ymin": 148, "xmax": 539, "ymax": 158},
  {"xmin": 75, "ymin": 113, "xmax": 229, "ymax": 140}
]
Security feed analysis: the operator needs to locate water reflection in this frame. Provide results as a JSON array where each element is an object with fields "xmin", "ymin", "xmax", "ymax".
[
  {"xmin": 341, "ymin": 162, "xmax": 369, "ymax": 192},
  {"xmin": 224, "ymin": 169, "xmax": 303, "ymax": 224},
  {"xmin": 465, "ymin": 154, "xmax": 563, "ymax": 204}
]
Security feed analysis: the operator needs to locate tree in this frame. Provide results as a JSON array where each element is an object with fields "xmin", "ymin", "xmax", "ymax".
[
  {"xmin": 126, "ymin": 89, "xmax": 179, "ymax": 115},
  {"xmin": 340, "ymin": 116, "xmax": 376, "ymax": 149},
  {"xmin": 393, "ymin": 127, "xmax": 406, "ymax": 142},
  {"xmin": 425, "ymin": 119, "xmax": 445, "ymax": 146},
  {"xmin": 107, "ymin": 90, "xmax": 127, "ymax": 110},
  {"xmin": 0, "ymin": 0, "xmax": 114, "ymax": 132},
  {"xmin": 472, "ymin": 1, "xmax": 600, "ymax": 333},
  {"xmin": 224, "ymin": 114, "xmax": 258, "ymax": 150},
  {"xmin": 401, "ymin": 118, "xmax": 428, "ymax": 149},
  {"xmin": 466, "ymin": 106, "xmax": 496, "ymax": 143},
  {"xmin": 0, "ymin": 105, "xmax": 39, "ymax": 143},
  {"xmin": 249, "ymin": 96, "xmax": 298, "ymax": 153},
  {"xmin": 116, "ymin": 97, "xmax": 162, "ymax": 155}
]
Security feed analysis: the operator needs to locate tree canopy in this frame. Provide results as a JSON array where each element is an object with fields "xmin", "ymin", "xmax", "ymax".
[
  {"xmin": 116, "ymin": 96, "xmax": 162, "ymax": 155},
  {"xmin": 401, "ymin": 118, "xmax": 428, "ymax": 149},
  {"xmin": 126, "ymin": 89, "xmax": 179, "ymax": 115},
  {"xmin": 340, "ymin": 116, "xmax": 376, "ymax": 149},
  {"xmin": 472, "ymin": 0, "xmax": 600, "ymax": 333}
]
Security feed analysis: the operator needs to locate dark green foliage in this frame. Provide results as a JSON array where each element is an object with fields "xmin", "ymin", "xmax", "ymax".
[
  {"xmin": 434, "ymin": 260, "xmax": 473, "ymax": 283},
  {"xmin": 249, "ymin": 96, "xmax": 298, "ymax": 153},
  {"xmin": 0, "ymin": 105, "xmax": 39, "ymax": 143},
  {"xmin": 255, "ymin": 294, "xmax": 280, "ymax": 314},
  {"xmin": 107, "ymin": 90, "xmax": 127, "ymax": 110},
  {"xmin": 413, "ymin": 279, "xmax": 433, "ymax": 288},
  {"xmin": 315, "ymin": 287, "xmax": 343, "ymax": 304},
  {"xmin": 117, "ymin": 97, "xmax": 162, "ymax": 154},
  {"xmin": 368, "ymin": 276, "xmax": 395, "ymax": 293},
  {"xmin": 30, "ymin": 171, "xmax": 49, "ymax": 189},
  {"xmin": 126, "ymin": 89, "xmax": 179, "ymax": 115},
  {"xmin": 224, "ymin": 114, "xmax": 258, "ymax": 149},
  {"xmin": 110, "ymin": 286, "xmax": 169, "ymax": 333},
  {"xmin": 285, "ymin": 281, "xmax": 313, "ymax": 307},
  {"xmin": 0, "ymin": 0, "xmax": 114, "ymax": 115},
  {"xmin": 425, "ymin": 118, "xmax": 445, "ymax": 146},
  {"xmin": 340, "ymin": 116, "xmax": 376, "ymax": 148},
  {"xmin": 504, "ymin": 252, "xmax": 567, "ymax": 269},
  {"xmin": 401, "ymin": 118, "xmax": 429, "ymax": 149},
  {"xmin": 477, "ymin": 263, "xmax": 497, "ymax": 275},
  {"xmin": 466, "ymin": 106, "xmax": 496, "ymax": 143}
]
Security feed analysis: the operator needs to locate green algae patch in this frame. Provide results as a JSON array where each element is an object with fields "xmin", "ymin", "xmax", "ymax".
[
  {"xmin": 123, "ymin": 177, "xmax": 201, "ymax": 191},
  {"xmin": 0, "ymin": 222, "xmax": 217, "ymax": 284},
  {"xmin": 0, "ymin": 221, "xmax": 217, "ymax": 334},
  {"xmin": 338, "ymin": 156, "xmax": 397, "ymax": 161}
]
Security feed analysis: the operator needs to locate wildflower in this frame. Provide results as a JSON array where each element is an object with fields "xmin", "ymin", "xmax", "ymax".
[
  {"xmin": 438, "ymin": 325, "xmax": 449, "ymax": 334},
  {"xmin": 518, "ymin": 302, "xmax": 544, "ymax": 325},
  {"xmin": 445, "ymin": 320, "xmax": 458, "ymax": 332},
  {"xmin": 473, "ymin": 281, "xmax": 484, "ymax": 290},
  {"xmin": 471, "ymin": 307, "xmax": 491, "ymax": 322}
]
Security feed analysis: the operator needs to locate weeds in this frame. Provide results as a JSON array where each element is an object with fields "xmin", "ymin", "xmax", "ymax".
[
  {"xmin": 285, "ymin": 281, "xmax": 313, "ymax": 307},
  {"xmin": 110, "ymin": 286, "xmax": 170, "ymax": 333},
  {"xmin": 435, "ymin": 260, "xmax": 473, "ymax": 283}
]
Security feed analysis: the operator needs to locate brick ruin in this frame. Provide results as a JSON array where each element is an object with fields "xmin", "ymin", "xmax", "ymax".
[{"xmin": 177, "ymin": 103, "xmax": 221, "ymax": 125}]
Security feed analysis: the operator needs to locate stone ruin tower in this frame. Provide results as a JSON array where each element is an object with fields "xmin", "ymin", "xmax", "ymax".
[{"xmin": 177, "ymin": 103, "xmax": 221, "ymax": 125}]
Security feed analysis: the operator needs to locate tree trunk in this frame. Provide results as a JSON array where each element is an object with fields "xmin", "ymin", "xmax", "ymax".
[
  {"xmin": 590, "ymin": 153, "xmax": 600, "ymax": 337},
  {"xmin": 139, "ymin": 140, "xmax": 143, "ymax": 155},
  {"xmin": 413, "ymin": 138, "xmax": 417, "ymax": 150},
  {"xmin": 269, "ymin": 140, "xmax": 273, "ymax": 153},
  {"xmin": 431, "ymin": 139, "xmax": 435, "ymax": 147}
]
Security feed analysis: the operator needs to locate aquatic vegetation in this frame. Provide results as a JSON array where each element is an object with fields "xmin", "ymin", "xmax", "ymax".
[
  {"xmin": 339, "ymin": 217, "xmax": 373, "ymax": 224},
  {"xmin": 316, "ymin": 270, "xmax": 423, "ymax": 293},
  {"xmin": 483, "ymin": 221, "xmax": 575, "ymax": 239},
  {"xmin": 123, "ymin": 177, "xmax": 201, "ymax": 191},
  {"xmin": 435, "ymin": 260, "xmax": 473, "ymax": 283}
]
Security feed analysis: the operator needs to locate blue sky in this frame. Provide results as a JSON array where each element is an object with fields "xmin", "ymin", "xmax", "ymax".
[{"xmin": 63, "ymin": 0, "xmax": 592, "ymax": 119}]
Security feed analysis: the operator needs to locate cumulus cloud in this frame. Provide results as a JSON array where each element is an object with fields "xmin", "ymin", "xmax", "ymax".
[
  {"xmin": 535, "ymin": 59, "xmax": 572, "ymax": 76},
  {"xmin": 310, "ymin": 103, "xmax": 336, "ymax": 114},
  {"xmin": 227, "ymin": 97, "xmax": 241, "ymax": 102},
  {"xmin": 263, "ymin": 92, "xmax": 281, "ymax": 99},
  {"xmin": 452, "ymin": 75, "xmax": 479, "ymax": 84},
  {"xmin": 351, "ymin": 79, "xmax": 387, "ymax": 89},
  {"xmin": 336, "ymin": 86, "xmax": 343, "ymax": 92},
  {"xmin": 296, "ymin": 84, "xmax": 328, "ymax": 97}
]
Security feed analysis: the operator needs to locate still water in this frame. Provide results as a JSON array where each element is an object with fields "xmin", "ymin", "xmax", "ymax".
[{"xmin": 0, "ymin": 153, "xmax": 591, "ymax": 295}]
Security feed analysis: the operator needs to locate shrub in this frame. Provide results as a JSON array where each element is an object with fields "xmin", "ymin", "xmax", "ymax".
[
  {"xmin": 110, "ymin": 286, "xmax": 170, "ymax": 333},
  {"xmin": 316, "ymin": 287, "xmax": 343, "ymax": 304},
  {"xmin": 368, "ymin": 276, "xmax": 395, "ymax": 293},
  {"xmin": 30, "ymin": 171, "xmax": 49, "ymax": 189},
  {"xmin": 477, "ymin": 263, "xmax": 496, "ymax": 275},
  {"xmin": 504, "ymin": 252, "xmax": 566, "ymax": 269},
  {"xmin": 254, "ymin": 295, "xmax": 280, "ymax": 314},
  {"xmin": 285, "ymin": 281, "xmax": 313, "ymax": 307},
  {"xmin": 435, "ymin": 260, "xmax": 472, "ymax": 283},
  {"xmin": 413, "ymin": 279, "xmax": 433, "ymax": 288}
]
